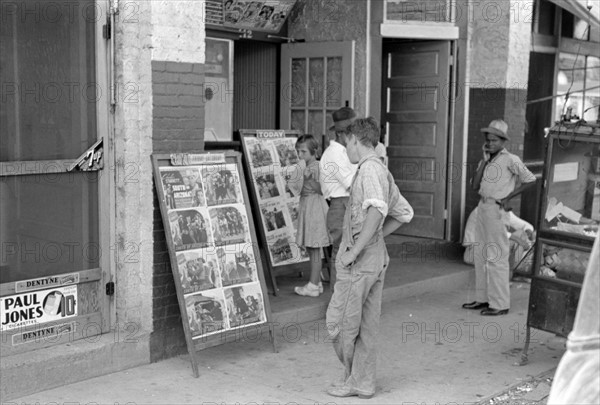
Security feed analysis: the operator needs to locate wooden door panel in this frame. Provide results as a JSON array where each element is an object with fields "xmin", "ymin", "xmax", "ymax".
[
  {"xmin": 389, "ymin": 51, "xmax": 440, "ymax": 77},
  {"xmin": 383, "ymin": 41, "xmax": 450, "ymax": 239},
  {"xmin": 388, "ymin": 123, "xmax": 438, "ymax": 147}
]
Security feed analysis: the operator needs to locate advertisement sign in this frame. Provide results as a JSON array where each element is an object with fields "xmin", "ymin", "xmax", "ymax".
[
  {"xmin": 1, "ymin": 285, "xmax": 78, "ymax": 332},
  {"xmin": 12, "ymin": 321, "xmax": 76, "ymax": 346},
  {"xmin": 15, "ymin": 273, "xmax": 79, "ymax": 293}
]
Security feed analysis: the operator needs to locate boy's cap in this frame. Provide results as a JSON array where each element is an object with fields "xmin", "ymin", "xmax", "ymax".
[
  {"xmin": 329, "ymin": 107, "xmax": 356, "ymax": 131},
  {"xmin": 481, "ymin": 119, "xmax": 509, "ymax": 140}
]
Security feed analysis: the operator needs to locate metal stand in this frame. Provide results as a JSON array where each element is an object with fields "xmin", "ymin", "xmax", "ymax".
[{"xmin": 518, "ymin": 325, "xmax": 532, "ymax": 366}]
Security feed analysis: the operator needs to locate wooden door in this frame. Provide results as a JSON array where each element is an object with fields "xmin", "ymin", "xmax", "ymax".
[
  {"xmin": 280, "ymin": 41, "xmax": 354, "ymax": 135},
  {"xmin": 0, "ymin": 0, "xmax": 110, "ymax": 354},
  {"xmin": 382, "ymin": 41, "xmax": 451, "ymax": 239}
]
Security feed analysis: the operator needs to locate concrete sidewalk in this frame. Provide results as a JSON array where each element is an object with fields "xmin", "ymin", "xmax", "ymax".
[{"xmin": 8, "ymin": 281, "xmax": 564, "ymax": 405}]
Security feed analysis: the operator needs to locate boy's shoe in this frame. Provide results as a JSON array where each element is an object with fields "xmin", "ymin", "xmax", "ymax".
[
  {"xmin": 326, "ymin": 385, "xmax": 375, "ymax": 399},
  {"xmin": 295, "ymin": 282, "xmax": 321, "ymax": 297}
]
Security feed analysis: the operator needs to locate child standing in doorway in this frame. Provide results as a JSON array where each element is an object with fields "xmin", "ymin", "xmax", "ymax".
[{"xmin": 292, "ymin": 135, "xmax": 330, "ymax": 297}]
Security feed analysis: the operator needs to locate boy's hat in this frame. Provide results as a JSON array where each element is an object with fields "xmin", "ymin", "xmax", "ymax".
[
  {"xmin": 329, "ymin": 107, "xmax": 356, "ymax": 131},
  {"xmin": 481, "ymin": 119, "xmax": 509, "ymax": 140}
]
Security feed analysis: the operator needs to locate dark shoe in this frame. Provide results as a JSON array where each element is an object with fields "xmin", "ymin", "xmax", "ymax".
[
  {"xmin": 326, "ymin": 385, "xmax": 375, "ymax": 399},
  {"xmin": 462, "ymin": 301, "xmax": 489, "ymax": 310},
  {"xmin": 480, "ymin": 308, "xmax": 509, "ymax": 316}
]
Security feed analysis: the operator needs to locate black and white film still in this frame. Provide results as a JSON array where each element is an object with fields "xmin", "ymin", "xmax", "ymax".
[
  {"xmin": 216, "ymin": 244, "xmax": 258, "ymax": 287},
  {"xmin": 176, "ymin": 249, "xmax": 221, "ymax": 294},
  {"xmin": 185, "ymin": 289, "xmax": 227, "ymax": 339},
  {"xmin": 168, "ymin": 208, "xmax": 214, "ymax": 251},
  {"xmin": 159, "ymin": 167, "xmax": 206, "ymax": 209},
  {"xmin": 209, "ymin": 204, "xmax": 251, "ymax": 246},
  {"xmin": 224, "ymin": 283, "xmax": 266, "ymax": 329},
  {"xmin": 201, "ymin": 163, "xmax": 244, "ymax": 207}
]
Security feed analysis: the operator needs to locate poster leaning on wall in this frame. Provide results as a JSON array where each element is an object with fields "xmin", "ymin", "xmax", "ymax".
[
  {"xmin": 152, "ymin": 151, "xmax": 276, "ymax": 377},
  {"xmin": 240, "ymin": 130, "xmax": 314, "ymax": 294}
]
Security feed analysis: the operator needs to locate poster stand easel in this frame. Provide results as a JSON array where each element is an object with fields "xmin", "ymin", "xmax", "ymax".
[
  {"xmin": 152, "ymin": 151, "xmax": 277, "ymax": 377},
  {"xmin": 239, "ymin": 129, "xmax": 321, "ymax": 296}
]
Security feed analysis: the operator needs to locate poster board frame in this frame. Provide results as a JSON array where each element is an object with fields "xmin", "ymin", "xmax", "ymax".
[
  {"xmin": 239, "ymin": 129, "xmax": 318, "ymax": 295},
  {"xmin": 152, "ymin": 151, "xmax": 276, "ymax": 377}
]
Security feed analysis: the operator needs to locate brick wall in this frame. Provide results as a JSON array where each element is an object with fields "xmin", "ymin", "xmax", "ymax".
[{"xmin": 150, "ymin": 61, "xmax": 205, "ymax": 362}]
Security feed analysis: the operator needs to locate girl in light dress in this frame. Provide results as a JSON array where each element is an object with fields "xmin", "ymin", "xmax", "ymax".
[{"xmin": 290, "ymin": 135, "xmax": 330, "ymax": 297}]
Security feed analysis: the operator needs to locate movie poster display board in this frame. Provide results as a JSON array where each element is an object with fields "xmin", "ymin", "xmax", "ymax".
[
  {"xmin": 222, "ymin": 0, "xmax": 297, "ymax": 33},
  {"xmin": 240, "ymin": 129, "xmax": 315, "ymax": 294},
  {"xmin": 152, "ymin": 152, "xmax": 276, "ymax": 377}
]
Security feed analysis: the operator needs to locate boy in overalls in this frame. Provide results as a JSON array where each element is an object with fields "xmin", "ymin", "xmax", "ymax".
[{"xmin": 325, "ymin": 117, "xmax": 414, "ymax": 399}]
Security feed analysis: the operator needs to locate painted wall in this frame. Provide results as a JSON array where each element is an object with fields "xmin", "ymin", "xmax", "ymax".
[
  {"xmin": 113, "ymin": 0, "xmax": 207, "ymax": 363},
  {"xmin": 114, "ymin": 0, "xmax": 154, "ymax": 336},
  {"xmin": 464, "ymin": 0, "xmax": 533, "ymax": 219},
  {"xmin": 149, "ymin": 1, "xmax": 207, "ymax": 361},
  {"xmin": 151, "ymin": 0, "xmax": 206, "ymax": 64}
]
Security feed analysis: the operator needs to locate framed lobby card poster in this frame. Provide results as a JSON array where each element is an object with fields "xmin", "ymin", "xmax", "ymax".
[
  {"xmin": 239, "ymin": 129, "xmax": 311, "ymax": 295},
  {"xmin": 152, "ymin": 151, "xmax": 276, "ymax": 377}
]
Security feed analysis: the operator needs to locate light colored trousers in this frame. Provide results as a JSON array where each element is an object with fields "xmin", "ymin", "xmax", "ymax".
[
  {"xmin": 548, "ymin": 234, "xmax": 600, "ymax": 404},
  {"xmin": 326, "ymin": 197, "xmax": 349, "ymax": 290},
  {"xmin": 326, "ymin": 234, "xmax": 389, "ymax": 395},
  {"xmin": 474, "ymin": 200, "xmax": 510, "ymax": 310}
]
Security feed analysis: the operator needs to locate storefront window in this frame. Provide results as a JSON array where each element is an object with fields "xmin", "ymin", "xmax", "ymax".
[
  {"xmin": 555, "ymin": 53, "xmax": 600, "ymax": 122},
  {"xmin": 0, "ymin": 0, "xmax": 100, "ymax": 283},
  {"xmin": 584, "ymin": 56, "xmax": 600, "ymax": 122},
  {"xmin": 541, "ymin": 137, "xmax": 599, "ymax": 240},
  {"xmin": 204, "ymin": 37, "xmax": 234, "ymax": 141},
  {"xmin": 0, "ymin": 174, "xmax": 99, "ymax": 283}
]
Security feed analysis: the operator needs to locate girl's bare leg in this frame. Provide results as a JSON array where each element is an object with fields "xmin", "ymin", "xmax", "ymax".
[{"xmin": 308, "ymin": 247, "xmax": 321, "ymax": 286}]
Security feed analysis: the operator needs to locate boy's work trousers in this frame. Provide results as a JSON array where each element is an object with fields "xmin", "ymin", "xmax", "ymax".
[
  {"xmin": 325, "ymin": 234, "xmax": 389, "ymax": 395},
  {"xmin": 326, "ymin": 196, "xmax": 349, "ymax": 289},
  {"xmin": 474, "ymin": 200, "xmax": 510, "ymax": 310}
]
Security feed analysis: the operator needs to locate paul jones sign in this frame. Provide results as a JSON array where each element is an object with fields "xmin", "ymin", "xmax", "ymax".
[{"xmin": 1, "ymin": 285, "xmax": 78, "ymax": 332}]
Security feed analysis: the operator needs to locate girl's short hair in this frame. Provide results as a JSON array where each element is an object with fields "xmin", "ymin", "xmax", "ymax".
[{"xmin": 295, "ymin": 134, "xmax": 321, "ymax": 157}]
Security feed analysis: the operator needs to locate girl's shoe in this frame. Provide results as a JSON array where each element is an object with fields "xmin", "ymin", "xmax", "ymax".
[
  {"xmin": 318, "ymin": 282, "xmax": 323, "ymax": 294},
  {"xmin": 294, "ymin": 282, "xmax": 321, "ymax": 297}
]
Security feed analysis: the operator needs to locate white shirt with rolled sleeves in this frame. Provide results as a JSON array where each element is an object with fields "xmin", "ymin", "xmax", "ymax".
[
  {"xmin": 479, "ymin": 148, "xmax": 536, "ymax": 200},
  {"xmin": 319, "ymin": 140, "xmax": 357, "ymax": 200},
  {"xmin": 347, "ymin": 155, "xmax": 414, "ymax": 241}
]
